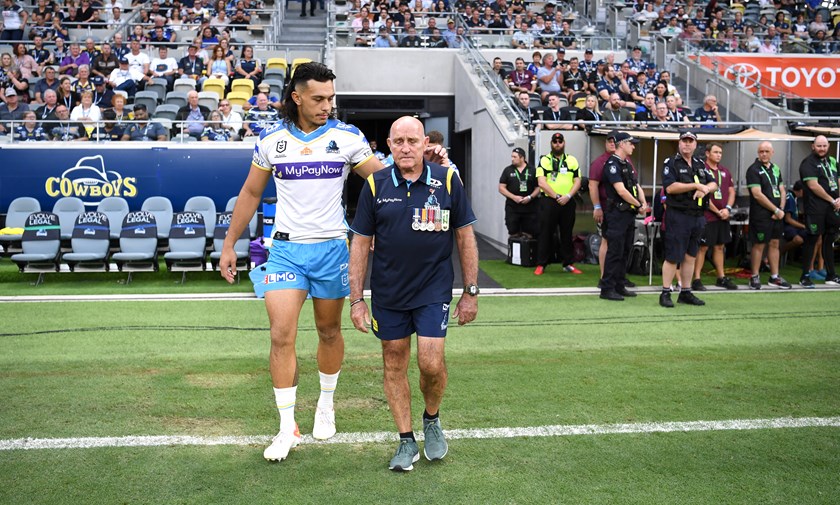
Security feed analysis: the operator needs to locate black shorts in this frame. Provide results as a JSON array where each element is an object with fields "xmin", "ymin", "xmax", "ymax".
[
  {"xmin": 701, "ymin": 219, "xmax": 732, "ymax": 246},
  {"xmin": 804, "ymin": 211, "xmax": 840, "ymax": 236},
  {"xmin": 664, "ymin": 210, "xmax": 705, "ymax": 263},
  {"xmin": 749, "ymin": 218, "xmax": 783, "ymax": 244},
  {"xmin": 783, "ymin": 225, "xmax": 807, "ymax": 242}
]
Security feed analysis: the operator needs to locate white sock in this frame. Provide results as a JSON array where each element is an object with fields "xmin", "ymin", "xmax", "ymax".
[
  {"xmin": 317, "ymin": 370, "xmax": 340, "ymax": 410},
  {"xmin": 273, "ymin": 386, "xmax": 297, "ymax": 433}
]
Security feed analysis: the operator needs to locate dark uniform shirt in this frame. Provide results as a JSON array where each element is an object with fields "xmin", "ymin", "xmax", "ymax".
[
  {"xmin": 745, "ymin": 158, "xmax": 784, "ymax": 221},
  {"xmin": 562, "ymin": 70, "xmax": 586, "ymax": 92},
  {"xmin": 799, "ymin": 152, "xmax": 839, "ymax": 215},
  {"xmin": 603, "ymin": 154, "xmax": 639, "ymax": 211},
  {"xmin": 81, "ymin": 125, "xmax": 123, "ymax": 141},
  {"xmin": 499, "ymin": 163, "xmax": 538, "ymax": 212},
  {"xmin": 350, "ymin": 163, "xmax": 477, "ymax": 311},
  {"xmin": 662, "ymin": 154, "xmax": 715, "ymax": 216}
]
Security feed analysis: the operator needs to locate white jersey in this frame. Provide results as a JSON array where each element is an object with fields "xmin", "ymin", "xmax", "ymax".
[{"xmin": 252, "ymin": 118, "xmax": 374, "ymax": 242}]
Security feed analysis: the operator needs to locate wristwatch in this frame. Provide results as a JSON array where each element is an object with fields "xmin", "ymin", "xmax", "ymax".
[{"xmin": 464, "ymin": 284, "xmax": 479, "ymax": 296}]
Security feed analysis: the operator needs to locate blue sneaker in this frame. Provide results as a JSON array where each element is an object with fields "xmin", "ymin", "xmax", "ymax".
[
  {"xmin": 810, "ymin": 270, "xmax": 826, "ymax": 281},
  {"xmin": 389, "ymin": 438, "xmax": 420, "ymax": 471},
  {"xmin": 422, "ymin": 417, "xmax": 448, "ymax": 461}
]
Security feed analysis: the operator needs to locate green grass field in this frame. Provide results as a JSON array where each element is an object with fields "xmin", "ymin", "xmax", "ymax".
[{"xmin": 2, "ymin": 293, "xmax": 839, "ymax": 504}]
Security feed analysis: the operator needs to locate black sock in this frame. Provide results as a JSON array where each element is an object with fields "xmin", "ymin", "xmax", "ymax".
[
  {"xmin": 399, "ymin": 431, "xmax": 415, "ymax": 442},
  {"xmin": 423, "ymin": 409, "xmax": 439, "ymax": 421},
  {"xmin": 661, "ymin": 287, "xmax": 670, "ymax": 294}
]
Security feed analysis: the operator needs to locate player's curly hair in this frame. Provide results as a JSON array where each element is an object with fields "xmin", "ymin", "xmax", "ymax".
[{"xmin": 281, "ymin": 62, "xmax": 337, "ymax": 128}]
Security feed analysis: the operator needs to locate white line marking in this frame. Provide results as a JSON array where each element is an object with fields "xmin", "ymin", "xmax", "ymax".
[{"xmin": 2, "ymin": 416, "xmax": 838, "ymax": 451}]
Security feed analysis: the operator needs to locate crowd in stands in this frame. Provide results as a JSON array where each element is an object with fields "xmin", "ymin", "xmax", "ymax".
[{"xmin": 0, "ymin": 0, "xmax": 286, "ymax": 141}]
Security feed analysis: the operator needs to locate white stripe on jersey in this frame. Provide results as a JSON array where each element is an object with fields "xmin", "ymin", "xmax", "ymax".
[{"xmin": 253, "ymin": 118, "xmax": 374, "ymax": 242}]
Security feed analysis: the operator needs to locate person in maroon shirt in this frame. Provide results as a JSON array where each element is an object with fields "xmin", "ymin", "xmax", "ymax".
[{"xmin": 590, "ymin": 131, "xmax": 628, "ymax": 287}]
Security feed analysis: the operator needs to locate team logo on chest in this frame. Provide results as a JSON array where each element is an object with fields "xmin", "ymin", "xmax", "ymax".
[
  {"xmin": 326, "ymin": 140, "xmax": 340, "ymax": 154},
  {"xmin": 275, "ymin": 140, "xmax": 287, "ymax": 153}
]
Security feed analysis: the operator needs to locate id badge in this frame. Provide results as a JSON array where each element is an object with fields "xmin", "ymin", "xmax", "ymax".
[
  {"xmin": 550, "ymin": 172, "xmax": 557, "ymax": 182},
  {"xmin": 830, "ymin": 178, "xmax": 838, "ymax": 192},
  {"xmin": 714, "ymin": 190, "xmax": 722, "ymax": 200},
  {"xmin": 519, "ymin": 181, "xmax": 528, "ymax": 192},
  {"xmin": 772, "ymin": 187, "xmax": 781, "ymax": 198}
]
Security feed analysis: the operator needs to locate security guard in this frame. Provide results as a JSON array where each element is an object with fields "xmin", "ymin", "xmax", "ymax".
[
  {"xmin": 498, "ymin": 147, "xmax": 540, "ymax": 239},
  {"xmin": 600, "ymin": 132, "xmax": 647, "ymax": 301},
  {"xmin": 659, "ymin": 131, "xmax": 718, "ymax": 308},
  {"xmin": 798, "ymin": 134, "xmax": 840, "ymax": 287},
  {"xmin": 534, "ymin": 132, "xmax": 582, "ymax": 275}
]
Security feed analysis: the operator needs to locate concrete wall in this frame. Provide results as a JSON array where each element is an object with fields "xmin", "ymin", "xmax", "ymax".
[{"xmin": 334, "ymin": 48, "xmax": 459, "ymax": 96}]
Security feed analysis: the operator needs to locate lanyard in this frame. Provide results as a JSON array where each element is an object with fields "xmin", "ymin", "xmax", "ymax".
[
  {"xmin": 819, "ymin": 157, "xmax": 837, "ymax": 182},
  {"xmin": 513, "ymin": 166, "xmax": 528, "ymax": 183},
  {"xmin": 760, "ymin": 163, "xmax": 779, "ymax": 188}
]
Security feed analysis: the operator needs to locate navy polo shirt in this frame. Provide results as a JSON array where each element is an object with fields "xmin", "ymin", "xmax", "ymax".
[{"xmin": 350, "ymin": 162, "xmax": 477, "ymax": 311}]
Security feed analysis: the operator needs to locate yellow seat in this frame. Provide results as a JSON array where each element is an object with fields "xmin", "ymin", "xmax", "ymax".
[
  {"xmin": 730, "ymin": 3, "xmax": 745, "ymax": 15},
  {"xmin": 202, "ymin": 78, "xmax": 226, "ymax": 99},
  {"xmin": 574, "ymin": 96, "xmax": 587, "ymax": 109},
  {"xmin": 231, "ymin": 78, "xmax": 255, "ymax": 95},
  {"xmin": 266, "ymin": 57, "xmax": 288, "ymax": 72},
  {"xmin": 226, "ymin": 91, "xmax": 251, "ymax": 107},
  {"xmin": 290, "ymin": 58, "xmax": 313, "ymax": 78}
]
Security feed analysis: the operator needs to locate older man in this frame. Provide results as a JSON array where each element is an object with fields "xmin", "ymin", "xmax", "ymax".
[
  {"xmin": 58, "ymin": 42, "xmax": 90, "ymax": 76},
  {"xmin": 349, "ymin": 116, "xmax": 478, "ymax": 472},
  {"xmin": 175, "ymin": 89, "xmax": 210, "ymax": 138}
]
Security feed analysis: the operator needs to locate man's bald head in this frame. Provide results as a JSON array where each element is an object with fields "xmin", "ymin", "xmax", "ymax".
[{"xmin": 388, "ymin": 116, "xmax": 428, "ymax": 172}]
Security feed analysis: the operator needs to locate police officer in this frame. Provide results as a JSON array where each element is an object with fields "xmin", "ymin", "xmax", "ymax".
[
  {"xmin": 534, "ymin": 132, "xmax": 582, "ymax": 275},
  {"xmin": 798, "ymin": 135, "xmax": 840, "ymax": 287},
  {"xmin": 600, "ymin": 132, "xmax": 648, "ymax": 301},
  {"xmin": 498, "ymin": 147, "xmax": 540, "ymax": 239},
  {"xmin": 659, "ymin": 131, "xmax": 718, "ymax": 307}
]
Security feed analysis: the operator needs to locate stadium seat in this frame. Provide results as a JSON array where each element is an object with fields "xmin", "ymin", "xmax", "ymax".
[
  {"xmin": 226, "ymin": 91, "xmax": 251, "ymax": 107},
  {"xmin": 202, "ymin": 78, "xmax": 226, "ymax": 99},
  {"xmin": 154, "ymin": 103, "xmax": 180, "ymax": 121},
  {"xmin": 134, "ymin": 91, "xmax": 159, "ymax": 115},
  {"xmin": 266, "ymin": 57, "xmax": 288, "ymax": 75},
  {"xmin": 173, "ymin": 77, "xmax": 197, "ymax": 93},
  {"xmin": 111, "ymin": 211, "xmax": 159, "ymax": 282},
  {"xmin": 263, "ymin": 67, "xmax": 286, "ymax": 82},
  {"xmin": 10, "ymin": 211, "xmax": 61, "ymax": 285},
  {"xmin": 140, "ymin": 196, "xmax": 173, "ymax": 239},
  {"xmin": 231, "ymin": 78, "xmax": 255, "ymax": 95},
  {"xmin": 291, "ymin": 58, "xmax": 312, "ymax": 77},
  {"xmin": 197, "ymin": 91, "xmax": 219, "ymax": 111},
  {"xmin": 146, "ymin": 78, "xmax": 168, "ymax": 103},
  {"xmin": 51, "ymin": 197, "xmax": 85, "ymax": 240},
  {"xmin": 209, "ymin": 211, "xmax": 250, "ymax": 272},
  {"xmin": 151, "ymin": 118, "xmax": 172, "ymax": 140},
  {"xmin": 173, "ymin": 133, "xmax": 197, "ymax": 143},
  {"xmin": 96, "ymin": 196, "xmax": 129, "ymax": 240},
  {"xmin": 0, "ymin": 197, "xmax": 41, "ymax": 246},
  {"xmin": 262, "ymin": 78, "xmax": 284, "ymax": 98},
  {"xmin": 184, "ymin": 196, "xmax": 217, "ymax": 238},
  {"xmin": 225, "ymin": 196, "xmax": 257, "ymax": 238},
  {"xmin": 165, "ymin": 91, "xmax": 189, "ymax": 109},
  {"xmin": 164, "ymin": 211, "xmax": 208, "ymax": 282},
  {"xmin": 61, "ymin": 212, "xmax": 110, "ymax": 272}
]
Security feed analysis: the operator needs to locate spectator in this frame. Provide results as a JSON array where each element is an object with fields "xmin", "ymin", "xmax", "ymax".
[
  {"xmin": 351, "ymin": 6, "xmax": 371, "ymax": 31},
  {"xmin": 665, "ymin": 95, "xmax": 689, "ymax": 124},
  {"xmin": 82, "ymin": 38, "xmax": 101, "ymax": 62},
  {"xmin": 12, "ymin": 44, "xmax": 38, "ymax": 80},
  {"xmin": 427, "ymin": 28, "xmax": 448, "ymax": 48},
  {"xmin": 121, "ymin": 103, "xmax": 168, "ymax": 141},
  {"xmin": 33, "ymin": 65, "xmax": 59, "ymax": 103},
  {"xmin": 556, "ymin": 20, "xmax": 575, "ymax": 49},
  {"xmin": 175, "ymin": 89, "xmax": 210, "ymax": 138},
  {"xmin": 448, "ymin": 26, "xmax": 467, "ymax": 48},
  {"xmin": 70, "ymin": 64, "xmax": 94, "ymax": 98},
  {"xmin": 355, "ymin": 18, "xmax": 375, "ymax": 46},
  {"xmin": 603, "ymin": 92, "xmax": 632, "ymax": 125},
  {"xmin": 150, "ymin": 46, "xmax": 179, "ymax": 90},
  {"xmin": 125, "ymin": 39, "xmax": 151, "ymax": 78},
  {"xmin": 35, "ymin": 88, "xmax": 58, "ymax": 124},
  {"xmin": 515, "ymin": 89, "xmax": 538, "ymax": 126},
  {"xmin": 543, "ymin": 92, "xmax": 572, "ymax": 130},
  {"xmin": 658, "ymin": 70, "xmax": 682, "ymax": 105},
  {"xmin": 534, "ymin": 132, "xmax": 582, "ymax": 275},
  {"xmin": 561, "ymin": 56, "xmax": 586, "ymax": 102},
  {"xmin": 0, "ymin": 87, "xmax": 25, "ymax": 132},
  {"xmin": 242, "ymin": 92, "xmax": 279, "ymax": 137},
  {"xmin": 111, "ymin": 33, "xmax": 129, "ymax": 60},
  {"xmin": 374, "ymin": 25, "xmax": 397, "ymax": 47},
  {"xmin": 108, "ymin": 57, "xmax": 141, "ymax": 97},
  {"xmin": 217, "ymin": 98, "xmax": 242, "ymax": 140},
  {"xmin": 691, "ymin": 142, "xmax": 737, "ymax": 291},
  {"xmin": 490, "ymin": 57, "xmax": 506, "ymax": 80},
  {"xmin": 629, "ymin": 71, "xmax": 652, "ymax": 103},
  {"xmin": 50, "ymin": 15, "xmax": 69, "ymax": 41},
  {"xmin": 576, "ymin": 94, "xmax": 602, "ymax": 132},
  {"xmin": 0, "ymin": 0, "xmax": 28, "ymax": 41},
  {"xmin": 506, "ymin": 57, "xmax": 536, "ymax": 93},
  {"xmin": 746, "ymin": 141, "xmax": 791, "ymax": 289},
  {"xmin": 200, "ymin": 109, "xmax": 231, "ymax": 141},
  {"xmin": 59, "ymin": 43, "xmax": 90, "ymax": 77},
  {"xmin": 70, "ymin": 90, "xmax": 101, "ymax": 133},
  {"xmin": 200, "ymin": 25, "xmax": 219, "ymax": 47},
  {"xmin": 56, "ymin": 75, "xmax": 75, "ymax": 110},
  {"xmin": 49, "ymin": 104, "xmax": 81, "ymax": 140},
  {"xmin": 206, "ymin": 44, "xmax": 231, "ymax": 86},
  {"xmin": 28, "ymin": 36, "xmax": 52, "ymax": 68},
  {"xmin": 110, "ymin": 93, "xmax": 131, "ymax": 126},
  {"xmin": 624, "ymin": 46, "xmax": 646, "ymax": 76},
  {"xmin": 179, "ymin": 45, "xmax": 206, "ymax": 85},
  {"xmin": 91, "ymin": 43, "xmax": 119, "ymax": 80},
  {"xmin": 511, "ymin": 22, "xmax": 534, "ymax": 48},
  {"xmin": 13, "ymin": 110, "xmax": 47, "ymax": 141},
  {"xmin": 740, "ymin": 26, "xmax": 760, "ymax": 52},
  {"xmin": 792, "ymin": 12, "xmax": 809, "ymax": 39},
  {"xmin": 536, "ymin": 52, "xmax": 561, "ymax": 102},
  {"xmin": 398, "ymin": 24, "xmax": 423, "ymax": 47},
  {"xmin": 693, "ymin": 95, "xmax": 721, "ymax": 126},
  {"xmin": 596, "ymin": 65, "xmax": 630, "ymax": 108},
  {"xmin": 635, "ymin": 92, "xmax": 657, "ymax": 124},
  {"xmin": 90, "ymin": 76, "xmax": 114, "ymax": 109},
  {"xmin": 108, "ymin": 6, "xmax": 124, "ymax": 31},
  {"xmin": 651, "ymin": 101, "xmax": 671, "ymax": 128},
  {"xmin": 234, "ymin": 45, "xmax": 261, "ymax": 86},
  {"xmin": 810, "ymin": 30, "xmax": 831, "ymax": 53},
  {"xmin": 758, "ymin": 34, "xmax": 778, "ymax": 54},
  {"xmin": 244, "ymin": 82, "xmax": 280, "ymax": 111},
  {"xmin": 80, "ymin": 108, "xmax": 123, "ymax": 141},
  {"xmin": 808, "ymin": 12, "xmax": 827, "ymax": 38}
]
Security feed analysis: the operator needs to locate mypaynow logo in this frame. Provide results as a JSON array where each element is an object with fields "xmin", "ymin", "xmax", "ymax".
[
  {"xmin": 45, "ymin": 155, "xmax": 137, "ymax": 205},
  {"xmin": 275, "ymin": 161, "xmax": 344, "ymax": 180}
]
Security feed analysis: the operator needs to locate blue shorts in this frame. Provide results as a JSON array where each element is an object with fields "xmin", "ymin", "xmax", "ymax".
[
  {"xmin": 249, "ymin": 238, "xmax": 350, "ymax": 299},
  {"xmin": 371, "ymin": 301, "xmax": 452, "ymax": 341}
]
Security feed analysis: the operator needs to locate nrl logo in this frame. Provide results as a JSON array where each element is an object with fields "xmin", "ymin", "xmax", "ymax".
[{"xmin": 275, "ymin": 140, "xmax": 287, "ymax": 153}]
